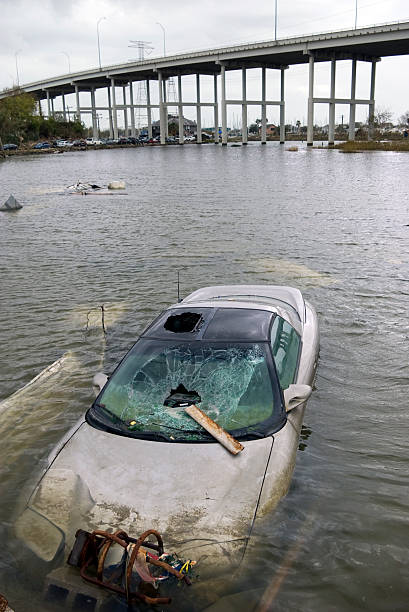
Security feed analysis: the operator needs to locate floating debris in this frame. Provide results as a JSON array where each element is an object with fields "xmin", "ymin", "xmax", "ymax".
[
  {"xmin": 108, "ymin": 180, "xmax": 126, "ymax": 189},
  {"xmin": 286, "ymin": 146, "xmax": 298, "ymax": 152},
  {"xmin": 0, "ymin": 194, "xmax": 22, "ymax": 211},
  {"xmin": 66, "ymin": 181, "xmax": 102, "ymax": 193}
]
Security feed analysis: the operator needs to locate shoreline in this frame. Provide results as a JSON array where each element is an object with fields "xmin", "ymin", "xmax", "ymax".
[{"xmin": 3, "ymin": 138, "xmax": 409, "ymax": 158}]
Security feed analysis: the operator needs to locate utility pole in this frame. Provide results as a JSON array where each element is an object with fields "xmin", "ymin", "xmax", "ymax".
[{"xmin": 274, "ymin": 0, "xmax": 278, "ymax": 40}]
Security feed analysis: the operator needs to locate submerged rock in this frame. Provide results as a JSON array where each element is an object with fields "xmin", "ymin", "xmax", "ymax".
[{"xmin": 0, "ymin": 194, "xmax": 22, "ymax": 211}]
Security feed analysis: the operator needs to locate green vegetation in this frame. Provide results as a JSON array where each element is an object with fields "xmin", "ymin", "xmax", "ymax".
[
  {"xmin": 334, "ymin": 140, "xmax": 409, "ymax": 152},
  {"xmin": 0, "ymin": 89, "xmax": 85, "ymax": 145}
]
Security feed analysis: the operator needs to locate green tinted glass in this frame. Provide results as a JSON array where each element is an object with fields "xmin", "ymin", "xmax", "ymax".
[{"xmin": 270, "ymin": 316, "xmax": 300, "ymax": 389}]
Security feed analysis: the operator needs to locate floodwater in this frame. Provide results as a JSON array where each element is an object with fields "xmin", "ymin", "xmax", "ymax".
[{"xmin": 0, "ymin": 143, "xmax": 408, "ymax": 611}]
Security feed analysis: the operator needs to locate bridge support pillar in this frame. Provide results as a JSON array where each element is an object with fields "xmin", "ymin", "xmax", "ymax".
[
  {"xmin": 242, "ymin": 68, "xmax": 248, "ymax": 145},
  {"xmin": 91, "ymin": 87, "xmax": 98, "ymax": 139},
  {"xmin": 178, "ymin": 75, "xmax": 184, "ymax": 144},
  {"xmin": 349, "ymin": 59, "xmax": 357, "ymax": 141},
  {"xmin": 368, "ymin": 60, "xmax": 377, "ymax": 140},
  {"xmin": 163, "ymin": 78, "xmax": 169, "ymax": 139},
  {"xmin": 51, "ymin": 97, "xmax": 55, "ymax": 117},
  {"xmin": 146, "ymin": 80, "xmax": 152, "ymax": 139},
  {"xmin": 123, "ymin": 86, "xmax": 128, "ymax": 136},
  {"xmin": 307, "ymin": 55, "xmax": 314, "ymax": 146},
  {"xmin": 214, "ymin": 74, "xmax": 219, "ymax": 144},
  {"xmin": 158, "ymin": 71, "xmax": 166, "ymax": 145},
  {"xmin": 111, "ymin": 79, "xmax": 118, "ymax": 139},
  {"xmin": 75, "ymin": 85, "xmax": 81, "ymax": 123},
  {"xmin": 221, "ymin": 64, "xmax": 227, "ymax": 145},
  {"xmin": 107, "ymin": 87, "xmax": 113, "ymax": 138},
  {"xmin": 261, "ymin": 67, "xmax": 267, "ymax": 144},
  {"xmin": 129, "ymin": 81, "xmax": 136, "ymax": 136},
  {"xmin": 280, "ymin": 68, "xmax": 285, "ymax": 144},
  {"xmin": 196, "ymin": 74, "xmax": 202, "ymax": 144},
  {"xmin": 62, "ymin": 93, "xmax": 67, "ymax": 121},
  {"xmin": 328, "ymin": 59, "xmax": 336, "ymax": 145},
  {"xmin": 46, "ymin": 91, "xmax": 51, "ymax": 118}
]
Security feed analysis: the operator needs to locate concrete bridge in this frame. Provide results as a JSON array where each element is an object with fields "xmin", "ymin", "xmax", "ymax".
[{"xmin": 2, "ymin": 21, "xmax": 409, "ymax": 146}]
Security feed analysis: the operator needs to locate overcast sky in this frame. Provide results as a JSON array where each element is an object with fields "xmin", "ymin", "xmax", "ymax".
[{"xmin": 2, "ymin": 0, "xmax": 409, "ymax": 128}]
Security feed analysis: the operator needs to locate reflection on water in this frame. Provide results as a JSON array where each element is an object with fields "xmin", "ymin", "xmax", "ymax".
[{"xmin": 0, "ymin": 144, "xmax": 408, "ymax": 611}]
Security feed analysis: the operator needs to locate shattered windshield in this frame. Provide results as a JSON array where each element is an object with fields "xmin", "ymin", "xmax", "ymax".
[{"xmin": 93, "ymin": 339, "xmax": 282, "ymax": 441}]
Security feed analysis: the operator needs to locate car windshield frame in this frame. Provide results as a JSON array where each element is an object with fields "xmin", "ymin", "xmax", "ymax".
[{"xmin": 87, "ymin": 336, "xmax": 286, "ymax": 443}]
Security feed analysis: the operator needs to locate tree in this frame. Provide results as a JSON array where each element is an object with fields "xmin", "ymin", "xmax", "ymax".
[
  {"xmin": 0, "ymin": 89, "xmax": 85, "ymax": 144},
  {"xmin": 397, "ymin": 111, "xmax": 409, "ymax": 126},
  {"xmin": 168, "ymin": 121, "xmax": 178, "ymax": 136},
  {"xmin": 372, "ymin": 106, "xmax": 393, "ymax": 128},
  {"xmin": 0, "ymin": 90, "xmax": 37, "ymax": 143}
]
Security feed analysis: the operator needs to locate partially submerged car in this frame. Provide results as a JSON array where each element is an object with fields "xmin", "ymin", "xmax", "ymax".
[{"xmin": 14, "ymin": 285, "xmax": 319, "ymax": 603}]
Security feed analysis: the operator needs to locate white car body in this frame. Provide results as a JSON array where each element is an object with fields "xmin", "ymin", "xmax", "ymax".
[{"xmin": 14, "ymin": 285, "xmax": 319, "ymax": 598}]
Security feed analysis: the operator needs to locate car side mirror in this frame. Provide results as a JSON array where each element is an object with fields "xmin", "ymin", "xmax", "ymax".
[
  {"xmin": 93, "ymin": 372, "xmax": 108, "ymax": 396},
  {"xmin": 283, "ymin": 384, "xmax": 312, "ymax": 412}
]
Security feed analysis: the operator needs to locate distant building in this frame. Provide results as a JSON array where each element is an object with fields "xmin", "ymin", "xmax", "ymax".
[
  {"xmin": 150, "ymin": 114, "xmax": 197, "ymax": 136},
  {"xmin": 266, "ymin": 124, "xmax": 278, "ymax": 136}
]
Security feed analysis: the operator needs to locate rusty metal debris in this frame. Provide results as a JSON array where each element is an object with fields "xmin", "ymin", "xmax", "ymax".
[
  {"xmin": 0, "ymin": 594, "xmax": 13, "ymax": 612},
  {"xmin": 67, "ymin": 528, "xmax": 192, "ymax": 606}
]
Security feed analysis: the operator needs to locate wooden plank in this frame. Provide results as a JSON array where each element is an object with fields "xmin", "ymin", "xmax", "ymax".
[{"xmin": 185, "ymin": 404, "xmax": 244, "ymax": 455}]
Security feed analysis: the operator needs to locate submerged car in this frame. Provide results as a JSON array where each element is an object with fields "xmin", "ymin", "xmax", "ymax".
[{"xmin": 14, "ymin": 285, "xmax": 319, "ymax": 600}]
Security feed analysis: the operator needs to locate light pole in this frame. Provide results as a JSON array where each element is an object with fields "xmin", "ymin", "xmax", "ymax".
[
  {"xmin": 156, "ymin": 22, "xmax": 166, "ymax": 56},
  {"xmin": 274, "ymin": 0, "xmax": 278, "ymax": 41},
  {"xmin": 97, "ymin": 16, "xmax": 106, "ymax": 69},
  {"xmin": 61, "ymin": 51, "xmax": 71, "ymax": 73},
  {"xmin": 355, "ymin": 0, "xmax": 358, "ymax": 29},
  {"xmin": 15, "ymin": 50, "xmax": 21, "ymax": 87}
]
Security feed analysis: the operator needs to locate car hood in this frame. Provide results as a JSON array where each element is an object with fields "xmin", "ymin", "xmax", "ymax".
[{"xmin": 20, "ymin": 422, "xmax": 273, "ymax": 561}]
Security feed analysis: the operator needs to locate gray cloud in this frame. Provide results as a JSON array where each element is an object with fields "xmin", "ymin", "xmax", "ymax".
[{"xmin": 1, "ymin": 0, "xmax": 409, "ymax": 122}]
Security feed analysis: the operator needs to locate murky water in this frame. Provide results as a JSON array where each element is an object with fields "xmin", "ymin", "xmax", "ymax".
[{"xmin": 0, "ymin": 144, "xmax": 408, "ymax": 611}]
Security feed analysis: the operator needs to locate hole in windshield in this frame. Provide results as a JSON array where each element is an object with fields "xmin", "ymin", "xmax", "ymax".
[{"xmin": 164, "ymin": 312, "xmax": 203, "ymax": 333}]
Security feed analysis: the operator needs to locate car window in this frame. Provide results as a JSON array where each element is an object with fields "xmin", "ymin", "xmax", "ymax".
[
  {"xmin": 270, "ymin": 316, "xmax": 300, "ymax": 389},
  {"xmin": 96, "ymin": 339, "xmax": 279, "ymax": 440}
]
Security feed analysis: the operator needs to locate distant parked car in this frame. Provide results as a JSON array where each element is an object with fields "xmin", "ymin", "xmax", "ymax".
[
  {"xmin": 118, "ymin": 137, "xmax": 132, "ymax": 145},
  {"xmin": 86, "ymin": 138, "xmax": 103, "ymax": 146},
  {"xmin": 2, "ymin": 143, "xmax": 18, "ymax": 150},
  {"xmin": 127, "ymin": 136, "xmax": 141, "ymax": 145},
  {"xmin": 72, "ymin": 139, "xmax": 87, "ymax": 147},
  {"xmin": 32, "ymin": 142, "xmax": 51, "ymax": 149},
  {"xmin": 55, "ymin": 140, "xmax": 73, "ymax": 148}
]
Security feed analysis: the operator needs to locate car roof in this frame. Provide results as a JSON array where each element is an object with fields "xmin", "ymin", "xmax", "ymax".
[
  {"xmin": 142, "ymin": 286, "xmax": 305, "ymax": 340},
  {"xmin": 142, "ymin": 306, "xmax": 275, "ymax": 341},
  {"xmin": 178, "ymin": 285, "xmax": 305, "ymax": 332}
]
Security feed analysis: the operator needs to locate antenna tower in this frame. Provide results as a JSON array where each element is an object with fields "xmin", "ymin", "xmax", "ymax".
[{"xmin": 128, "ymin": 40, "xmax": 154, "ymax": 131}]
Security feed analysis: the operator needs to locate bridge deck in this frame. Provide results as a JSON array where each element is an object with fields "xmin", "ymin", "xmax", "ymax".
[{"xmin": 2, "ymin": 21, "xmax": 409, "ymax": 100}]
